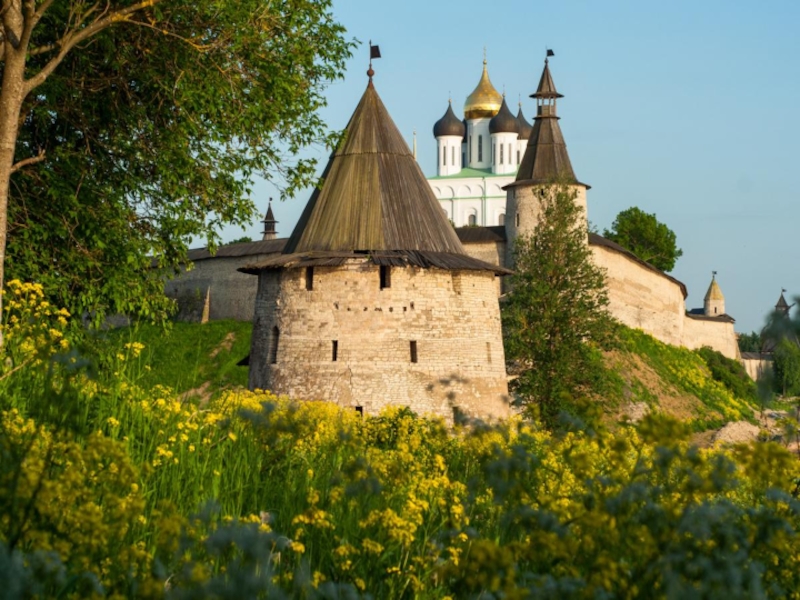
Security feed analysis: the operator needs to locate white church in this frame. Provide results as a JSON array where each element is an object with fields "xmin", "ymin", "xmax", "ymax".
[{"xmin": 428, "ymin": 57, "xmax": 531, "ymax": 228}]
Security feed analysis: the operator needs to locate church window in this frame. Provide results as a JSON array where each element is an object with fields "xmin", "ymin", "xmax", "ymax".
[
  {"xmin": 517, "ymin": 149, "xmax": 520, "ymax": 164},
  {"xmin": 451, "ymin": 146, "xmax": 455, "ymax": 166},
  {"xmin": 469, "ymin": 135, "xmax": 472, "ymax": 162},
  {"xmin": 269, "ymin": 327, "xmax": 280, "ymax": 364},
  {"xmin": 468, "ymin": 213, "xmax": 477, "ymax": 226},
  {"xmin": 410, "ymin": 340, "xmax": 418, "ymax": 363},
  {"xmin": 462, "ymin": 151, "xmax": 466, "ymax": 165},
  {"xmin": 332, "ymin": 340, "xmax": 338, "ymax": 361},
  {"xmin": 498, "ymin": 213, "xmax": 505, "ymax": 225},
  {"xmin": 305, "ymin": 267, "xmax": 314, "ymax": 291},
  {"xmin": 478, "ymin": 135, "xmax": 483, "ymax": 162},
  {"xmin": 380, "ymin": 265, "xmax": 391, "ymax": 290},
  {"xmin": 442, "ymin": 146, "xmax": 445, "ymax": 166},
  {"xmin": 508, "ymin": 144, "xmax": 512, "ymax": 165},
  {"xmin": 500, "ymin": 143, "xmax": 504, "ymax": 165}
]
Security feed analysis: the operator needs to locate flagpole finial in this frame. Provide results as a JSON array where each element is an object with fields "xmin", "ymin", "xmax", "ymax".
[{"xmin": 367, "ymin": 41, "xmax": 381, "ymax": 84}]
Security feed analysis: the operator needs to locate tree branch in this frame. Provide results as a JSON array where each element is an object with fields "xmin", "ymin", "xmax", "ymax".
[
  {"xmin": 10, "ymin": 148, "xmax": 44, "ymax": 172},
  {"xmin": 23, "ymin": 0, "xmax": 163, "ymax": 95}
]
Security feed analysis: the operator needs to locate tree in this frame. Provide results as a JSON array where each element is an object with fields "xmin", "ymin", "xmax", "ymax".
[
  {"xmin": 603, "ymin": 207, "xmax": 683, "ymax": 272},
  {"xmin": 773, "ymin": 338, "xmax": 800, "ymax": 397},
  {"xmin": 502, "ymin": 185, "xmax": 613, "ymax": 425},
  {"xmin": 0, "ymin": 0, "xmax": 353, "ymax": 322},
  {"xmin": 737, "ymin": 331, "xmax": 763, "ymax": 353}
]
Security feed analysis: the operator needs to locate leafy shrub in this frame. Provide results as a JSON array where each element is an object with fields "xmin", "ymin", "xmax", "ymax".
[{"xmin": 697, "ymin": 345, "xmax": 758, "ymax": 403}]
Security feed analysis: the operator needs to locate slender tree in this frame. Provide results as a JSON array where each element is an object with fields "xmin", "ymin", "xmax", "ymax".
[
  {"xmin": 503, "ymin": 184, "xmax": 613, "ymax": 425},
  {"xmin": 0, "ymin": 0, "xmax": 353, "ymax": 322},
  {"xmin": 604, "ymin": 206, "xmax": 683, "ymax": 272}
]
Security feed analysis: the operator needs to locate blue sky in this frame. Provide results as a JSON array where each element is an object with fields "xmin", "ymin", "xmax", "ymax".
[{"xmin": 225, "ymin": 0, "xmax": 800, "ymax": 334}]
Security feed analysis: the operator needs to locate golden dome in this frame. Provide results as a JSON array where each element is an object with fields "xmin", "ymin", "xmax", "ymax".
[{"xmin": 464, "ymin": 60, "xmax": 502, "ymax": 120}]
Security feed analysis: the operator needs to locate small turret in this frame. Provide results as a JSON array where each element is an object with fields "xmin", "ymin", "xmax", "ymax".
[
  {"xmin": 433, "ymin": 100, "xmax": 466, "ymax": 176},
  {"xmin": 489, "ymin": 97, "xmax": 518, "ymax": 175},
  {"xmin": 703, "ymin": 272, "xmax": 725, "ymax": 316},
  {"xmin": 262, "ymin": 201, "xmax": 278, "ymax": 241}
]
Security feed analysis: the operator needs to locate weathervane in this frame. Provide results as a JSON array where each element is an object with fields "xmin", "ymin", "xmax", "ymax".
[
  {"xmin": 545, "ymin": 48, "xmax": 555, "ymax": 63},
  {"xmin": 367, "ymin": 40, "xmax": 381, "ymax": 83}
]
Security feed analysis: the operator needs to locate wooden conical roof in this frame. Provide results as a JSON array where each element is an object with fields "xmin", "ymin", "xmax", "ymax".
[{"xmin": 283, "ymin": 82, "xmax": 466, "ymax": 256}]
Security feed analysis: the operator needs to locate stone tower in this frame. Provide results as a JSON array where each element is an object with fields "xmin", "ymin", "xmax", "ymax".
[
  {"xmin": 703, "ymin": 273, "xmax": 726, "ymax": 316},
  {"xmin": 504, "ymin": 55, "xmax": 589, "ymax": 267},
  {"xmin": 241, "ymin": 68, "xmax": 510, "ymax": 422}
]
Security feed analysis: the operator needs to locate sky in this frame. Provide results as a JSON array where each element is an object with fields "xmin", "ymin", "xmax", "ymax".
[{"xmin": 222, "ymin": 0, "xmax": 800, "ymax": 334}]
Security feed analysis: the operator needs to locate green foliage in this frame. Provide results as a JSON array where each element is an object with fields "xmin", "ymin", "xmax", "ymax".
[
  {"xmin": 9, "ymin": 0, "xmax": 355, "ymax": 323},
  {"xmin": 226, "ymin": 236, "xmax": 254, "ymax": 245},
  {"xmin": 503, "ymin": 184, "xmax": 613, "ymax": 425},
  {"xmin": 6, "ymin": 287, "xmax": 800, "ymax": 598},
  {"xmin": 697, "ymin": 346, "xmax": 758, "ymax": 403},
  {"xmin": 96, "ymin": 321, "xmax": 253, "ymax": 394},
  {"xmin": 618, "ymin": 326, "xmax": 756, "ymax": 429},
  {"xmin": 774, "ymin": 338, "xmax": 800, "ymax": 396},
  {"xmin": 604, "ymin": 206, "xmax": 683, "ymax": 272},
  {"xmin": 738, "ymin": 330, "xmax": 763, "ymax": 353}
]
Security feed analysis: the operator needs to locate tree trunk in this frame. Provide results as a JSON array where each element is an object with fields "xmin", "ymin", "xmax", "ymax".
[{"xmin": 0, "ymin": 46, "xmax": 27, "ymax": 335}]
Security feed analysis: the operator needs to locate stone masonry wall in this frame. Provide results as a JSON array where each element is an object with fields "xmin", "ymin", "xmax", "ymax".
[
  {"xmin": 682, "ymin": 316, "xmax": 740, "ymax": 359},
  {"xmin": 459, "ymin": 241, "xmax": 504, "ymax": 295},
  {"xmin": 591, "ymin": 244, "xmax": 686, "ymax": 348},
  {"xmin": 249, "ymin": 261, "xmax": 510, "ymax": 422},
  {"xmin": 165, "ymin": 254, "xmax": 272, "ymax": 322}
]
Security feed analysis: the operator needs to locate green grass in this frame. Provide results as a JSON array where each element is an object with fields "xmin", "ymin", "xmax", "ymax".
[
  {"xmin": 96, "ymin": 320, "xmax": 252, "ymax": 393},
  {"xmin": 614, "ymin": 325, "xmax": 756, "ymax": 430}
]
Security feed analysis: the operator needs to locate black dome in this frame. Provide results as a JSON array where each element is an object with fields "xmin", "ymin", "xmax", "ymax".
[
  {"xmin": 433, "ymin": 102, "xmax": 466, "ymax": 138},
  {"xmin": 516, "ymin": 106, "xmax": 532, "ymax": 140},
  {"xmin": 489, "ymin": 98, "xmax": 518, "ymax": 135}
]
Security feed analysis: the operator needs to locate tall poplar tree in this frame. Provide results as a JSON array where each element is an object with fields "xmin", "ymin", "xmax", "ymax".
[
  {"xmin": 502, "ymin": 185, "xmax": 613, "ymax": 425},
  {"xmin": 0, "ymin": 0, "xmax": 353, "ymax": 322}
]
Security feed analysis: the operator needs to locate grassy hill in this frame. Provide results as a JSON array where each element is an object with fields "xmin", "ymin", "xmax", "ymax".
[
  {"xmin": 99, "ymin": 320, "xmax": 252, "ymax": 398},
  {"xmin": 600, "ymin": 325, "xmax": 758, "ymax": 431},
  {"xmin": 98, "ymin": 320, "xmax": 759, "ymax": 432}
]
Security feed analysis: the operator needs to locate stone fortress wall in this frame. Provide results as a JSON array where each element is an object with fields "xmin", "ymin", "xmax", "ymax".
[{"xmin": 248, "ymin": 261, "xmax": 510, "ymax": 422}]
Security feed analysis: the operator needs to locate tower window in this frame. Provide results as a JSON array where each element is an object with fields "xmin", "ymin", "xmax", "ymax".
[
  {"xmin": 410, "ymin": 340, "xmax": 418, "ymax": 363},
  {"xmin": 516, "ymin": 212, "xmax": 520, "ymax": 227},
  {"xmin": 269, "ymin": 326, "xmax": 280, "ymax": 364},
  {"xmin": 355, "ymin": 406, "xmax": 363, "ymax": 417},
  {"xmin": 478, "ymin": 135, "xmax": 483, "ymax": 162},
  {"xmin": 486, "ymin": 342, "xmax": 492, "ymax": 364},
  {"xmin": 380, "ymin": 265, "xmax": 391, "ymax": 290},
  {"xmin": 332, "ymin": 340, "xmax": 338, "ymax": 361},
  {"xmin": 305, "ymin": 266, "xmax": 314, "ymax": 291},
  {"xmin": 500, "ymin": 143, "xmax": 504, "ymax": 165}
]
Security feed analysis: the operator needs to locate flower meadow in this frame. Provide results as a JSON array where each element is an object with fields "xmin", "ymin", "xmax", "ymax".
[{"xmin": 2, "ymin": 281, "xmax": 800, "ymax": 599}]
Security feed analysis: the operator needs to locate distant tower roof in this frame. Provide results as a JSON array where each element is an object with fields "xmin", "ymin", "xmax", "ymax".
[
  {"xmin": 433, "ymin": 100, "xmax": 466, "ymax": 138},
  {"xmin": 261, "ymin": 201, "xmax": 278, "ymax": 240},
  {"xmin": 464, "ymin": 58, "xmax": 503, "ymax": 120},
  {"xmin": 776, "ymin": 290, "xmax": 793, "ymax": 315},
  {"xmin": 516, "ymin": 104, "xmax": 532, "ymax": 140},
  {"xmin": 509, "ymin": 54, "xmax": 585, "ymax": 189},
  {"xmin": 489, "ymin": 97, "xmax": 519, "ymax": 134},
  {"xmin": 532, "ymin": 58, "xmax": 563, "ymax": 99},
  {"xmin": 704, "ymin": 274, "xmax": 725, "ymax": 302},
  {"xmin": 282, "ymin": 78, "xmax": 468, "ymax": 256}
]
